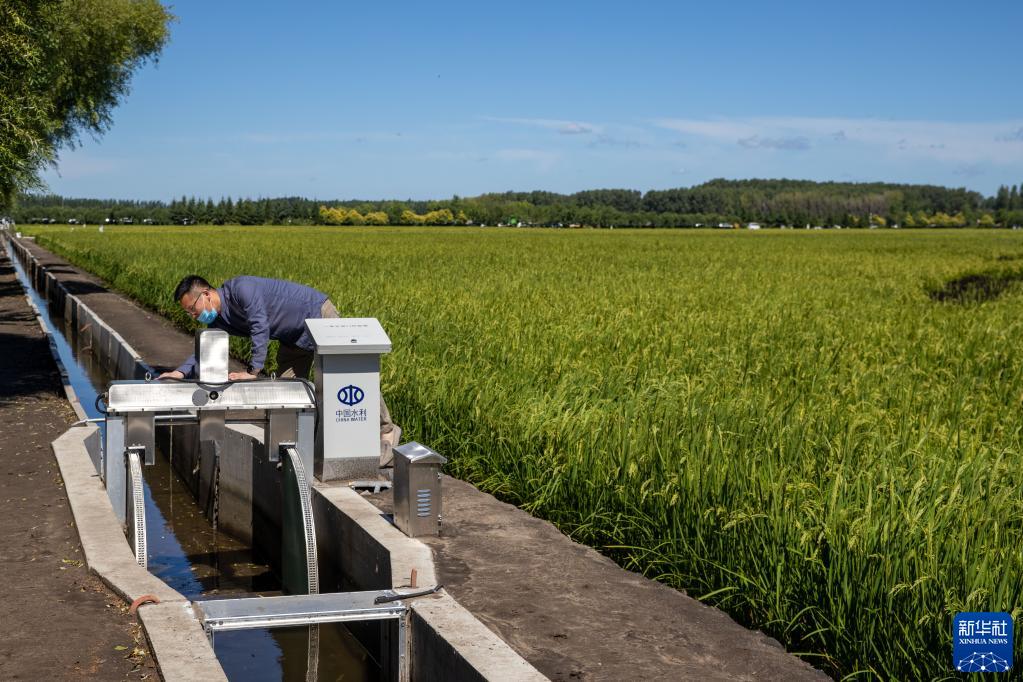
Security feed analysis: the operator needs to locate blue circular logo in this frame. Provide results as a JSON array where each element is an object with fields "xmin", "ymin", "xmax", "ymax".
[{"xmin": 337, "ymin": 384, "xmax": 365, "ymax": 406}]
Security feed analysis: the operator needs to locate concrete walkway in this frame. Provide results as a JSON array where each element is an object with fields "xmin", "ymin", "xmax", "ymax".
[
  {"xmin": 365, "ymin": 477, "xmax": 827, "ymax": 681},
  {"xmin": 0, "ymin": 248, "xmax": 156, "ymax": 679},
  {"xmin": 14, "ymin": 237, "xmax": 828, "ymax": 681}
]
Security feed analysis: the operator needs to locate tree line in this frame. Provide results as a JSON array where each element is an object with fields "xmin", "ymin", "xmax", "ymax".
[{"xmin": 10, "ymin": 179, "xmax": 1023, "ymax": 228}]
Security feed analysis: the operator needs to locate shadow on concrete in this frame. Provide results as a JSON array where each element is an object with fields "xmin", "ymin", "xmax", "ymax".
[
  {"xmin": 58, "ymin": 278, "xmax": 111, "ymax": 297},
  {"xmin": 37, "ymin": 265, "xmax": 79, "ymax": 275},
  {"xmin": 0, "ymin": 264, "xmax": 23, "ymax": 299},
  {"xmin": 0, "ymin": 332, "xmax": 62, "ymax": 401}
]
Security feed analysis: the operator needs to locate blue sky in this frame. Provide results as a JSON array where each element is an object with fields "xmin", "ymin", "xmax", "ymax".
[{"xmin": 44, "ymin": 0, "xmax": 1023, "ymax": 200}]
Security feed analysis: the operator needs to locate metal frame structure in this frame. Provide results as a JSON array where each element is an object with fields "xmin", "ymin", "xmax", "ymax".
[
  {"xmin": 194, "ymin": 590, "xmax": 406, "ymax": 636},
  {"xmin": 194, "ymin": 591, "xmax": 410, "ymax": 681},
  {"xmin": 101, "ymin": 374, "xmax": 318, "ymax": 593}
]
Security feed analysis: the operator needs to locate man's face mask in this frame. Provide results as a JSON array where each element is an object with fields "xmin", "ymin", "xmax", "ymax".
[
  {"xmin": 197, "ymin": 303, "xmax": 217, "ymax": 325},
  {"xmin": 190, "ymin": 291, "xmax": 217, "ymax": 324}
]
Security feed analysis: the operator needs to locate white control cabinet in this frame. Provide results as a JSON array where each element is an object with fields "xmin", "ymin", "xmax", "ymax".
[{"xmin": 305, "ymin": 318, "xmax": 391, "ymax": 480}]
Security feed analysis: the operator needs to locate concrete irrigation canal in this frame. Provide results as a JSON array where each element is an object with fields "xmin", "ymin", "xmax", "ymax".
[{"xmin": 1, "ymin": 231, "xmax": 827, "ymax": 680}]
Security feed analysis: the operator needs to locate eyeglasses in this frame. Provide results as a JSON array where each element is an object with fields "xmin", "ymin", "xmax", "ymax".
[{"xmin": 186, "ymin": 290, "xmax": 210, "ymax": 318}]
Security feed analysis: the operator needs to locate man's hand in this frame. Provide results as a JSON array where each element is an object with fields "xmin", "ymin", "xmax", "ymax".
[
  {"xmin": 229, "ymin": 370, "xmax": 258, "ymax": 381},
  {"xmin": 158, "ymin": 370, "xmax": 185, "ymax": 380}
]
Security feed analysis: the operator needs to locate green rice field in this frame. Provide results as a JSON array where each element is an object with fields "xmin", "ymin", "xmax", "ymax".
[{"xmin": 23, "ymin": 225, "xmax": 1023, "ymax": 679}]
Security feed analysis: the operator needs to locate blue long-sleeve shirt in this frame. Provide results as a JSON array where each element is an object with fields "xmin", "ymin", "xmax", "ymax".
[{"xmin": 175, "ymin": 276, "xmax": 329, "ymax": 377}]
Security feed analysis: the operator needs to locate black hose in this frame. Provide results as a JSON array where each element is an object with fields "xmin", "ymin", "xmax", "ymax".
[
  {"xmin": 94, "ymin": 392, "xmax": 109, "ymax": 415},
  {"xmin": 374, "ymin": 585, "xmax": 443, "ymax": 604}
]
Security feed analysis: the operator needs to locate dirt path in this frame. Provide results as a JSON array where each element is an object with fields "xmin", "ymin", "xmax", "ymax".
[{"xmin": 0, "ymin": 249, "xmax": 156, "ymax": 679}]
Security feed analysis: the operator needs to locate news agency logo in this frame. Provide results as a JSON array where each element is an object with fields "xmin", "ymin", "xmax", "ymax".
[
  {"xmin": 954, "ymin": 612, "xmax": 1013, "ymax": 673},
  {"xmin": 337, "ymin": 384, "xmax": 365, "ymax": 406}
]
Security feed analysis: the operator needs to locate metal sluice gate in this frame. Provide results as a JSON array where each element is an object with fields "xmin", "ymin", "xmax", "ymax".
[{"xmin": 97, "ymin": 330, "xmax": 412, "ymax": 679}]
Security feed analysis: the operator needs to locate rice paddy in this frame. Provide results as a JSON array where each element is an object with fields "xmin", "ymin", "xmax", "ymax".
[{"xmin": 24, "ymin": 225, "xmax": 1023, "ymax": 679}]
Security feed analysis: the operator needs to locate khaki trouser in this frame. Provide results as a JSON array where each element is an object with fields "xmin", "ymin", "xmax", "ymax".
[
  {"xmin": 276, "ymin": 299, "xmax": 402, "ymax": 466},
  {"xmin": 276, "ymin": 299, "xmax": 340, "ymax": 380}
]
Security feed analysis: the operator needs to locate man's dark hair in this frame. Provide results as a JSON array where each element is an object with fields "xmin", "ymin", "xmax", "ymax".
[{"xmin": 173, "ymin": 275, "xmax": 211, "ymax": 302}]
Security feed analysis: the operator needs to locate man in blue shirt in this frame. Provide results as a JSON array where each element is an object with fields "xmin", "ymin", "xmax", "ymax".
[
  {"xmin": 158, "ymin": 274, "xmax": 401, "ymax": 464},
  {"xmin": 158, "ymin": 274, "xmax": 336, "ymax": 381}
]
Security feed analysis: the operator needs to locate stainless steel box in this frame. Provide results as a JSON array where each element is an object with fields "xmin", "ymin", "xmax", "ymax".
[
  {"xmin": 392, "ymin": 442, "xmax": 447, "ymax": 537},
  {"xmin": 196, "ymin": 328, "xmax": 229, "ymax": 384}
]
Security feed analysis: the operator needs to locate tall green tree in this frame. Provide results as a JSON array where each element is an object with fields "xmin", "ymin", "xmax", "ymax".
[
  {"xmin": 995, "ymin": 185, "xmax": 1011, "ymax": 210},
  {"xmin": 0, "ymin": 0, "xmax": 172, "ymax": 208}
]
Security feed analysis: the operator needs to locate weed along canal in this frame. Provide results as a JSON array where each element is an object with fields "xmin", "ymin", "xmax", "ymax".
[{"xmin": 9, "ymin": 242, "xmax": 381, "ymax": 681}]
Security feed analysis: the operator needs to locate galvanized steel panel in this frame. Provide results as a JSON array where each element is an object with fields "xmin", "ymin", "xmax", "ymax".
[
  {"xmin": 194, "ymin": 591, "xmax": 404, "ymax": 632},
  {"xmin": 107, "ymin": 380, "xmax": 315, "ymax": 413}
]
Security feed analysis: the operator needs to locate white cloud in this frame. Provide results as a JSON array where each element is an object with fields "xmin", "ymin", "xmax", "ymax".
[
  {"xmin": 953, "ymin": 163, "xmax": 985, "ymax": 178},
  {"xmin": 494, "ymin": 148, "xmax": 560, "ymax": 171},
  {"xmin": 997, "ymin": 127, "xmax": 1023, "ymax": 142},
  {"xmin": 654, "ymin": 116, "xmax": 1023, "ymax": 165},
  {"xmin": 652, "ymin": 118, "xmax": 759, "ymax": 140},
  {"xmin": 235, "ymin": 131, "xmax": 401, "ymax": 144},
  {"xmin": 737, "ymin": 135, "xmax": 810, "ymax": 151},
  {"xmin": 483, "ymin": 116, "xmax": 600, "ymax": 135}
]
